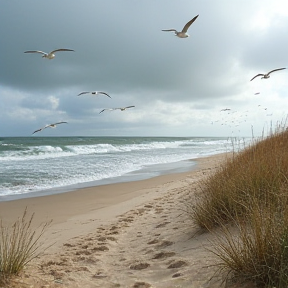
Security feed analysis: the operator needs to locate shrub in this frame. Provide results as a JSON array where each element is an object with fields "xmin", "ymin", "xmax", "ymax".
[
  {"xmin": 212, "ymin": 199, "xmax": 288, "ymax": 287},
  {"xmin": 0, "ymin": 208, "xmax": 51, "ymax": 284}
]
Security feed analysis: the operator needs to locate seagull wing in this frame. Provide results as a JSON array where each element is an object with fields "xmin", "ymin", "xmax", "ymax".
[
  {"xmin": 52, "ymin": 121, "xmax": 68, "ymax": 126},
  {"xmin": 98, "ymin": 92, "xmax": 112, "ymax": 98},
  {"xmin": 78, "ymin": 92, "xmax": 90, "ymax": 96},
  {"xmin": 267, "ymin": 67, "xmax": 286, "ymax": 75},
  {"xmin": 182, "ymin": 15, "xmax": 199, "ymax": 33},
  {"xmin": 32, "ymin": 122, "xmax": 67, "ymax": 134},
  {"xmin": 24, "ymin": 50, "xmax": 47, "ymax": 55},
  {"xmin": 32, "ymin": 127, "xmax": 44, "ymax": 134},
  {"xmin": 50, "ymin": 49, "xmax": 74, "ymax": 53},
  {"xmin": 46, "ymin": 122, "xmax": 67, "ymax": 128},
  {"xmin": 250, "ymin": 74, "xmax": 264, "ymax": 81},
  {"xmin": 99, "ymin": 109, "xmax": 114, "ymax": 114},
  {"xmin": 161, "ymin": 29, "xmax": 177, "ymax": 32},
  {"xmin": 125, "ymin": 106, "xmax": 135, "ymax": 109}
]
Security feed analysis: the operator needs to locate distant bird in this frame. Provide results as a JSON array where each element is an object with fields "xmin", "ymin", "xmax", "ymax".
[
  {"xmin": 32, "ymin": 122, "xmax": 67, "ymax": 134},
  {"xmin": 162, "ymin": 15, "xmax": 199, "ymax": 38},
  {"xmin": 220, "ymin": 108, "xmax": 231, "ymax": 111},
  {"xmin": 99, "ymin": 106, "xmax": 135, "ymax": 114},
  {"xmin": 24, "ymin": 49, "xmax": 74, "ymax": 59},
  {"xmin": 78, "ymin": 91, "xmax": 111, "ymax": 98},
  {"xmin": 254, "ymin": 92, "xmax": 260, "ymax": 95},
  {"xmin": 250, "ymin": 68, "xmax": 286, "ymax": 81}
]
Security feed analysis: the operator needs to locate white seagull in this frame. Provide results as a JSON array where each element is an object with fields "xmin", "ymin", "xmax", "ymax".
[
  {"xmin": 24, "ymin": 49, "xmax": 74, "ymax": 59},
  {"xmin": 162, "ymin": 15, "xmax": 199, "ymax": 38},
  {"xmin": 32, "ymin": 122, "xmax": 68, "ymax": 134},
  {"xmin": 250, "ymin": 68, "xmax": 286, "ymax": 81},
  {"xmin": 99, "ymin": 106, "xmax": 135, "ymax": 114},
  {"xmin": 78, "ymin": 91, "xmax": 111, "ymax": 98}
]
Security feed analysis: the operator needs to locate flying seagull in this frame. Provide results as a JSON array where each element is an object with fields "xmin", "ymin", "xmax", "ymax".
[
  {"xmin": 162, "ymin": 14, "xmax": 199, "ymax": 38},
  {"xmin": 78, "ymin": 91, "xmax": 111, "ymax": 98},
  {"xmin": 32, "ymin": 122, "xmax": 68, "ymax": 134},
  {"xmin": 250, "ymin": 68, "xmax": 286, "ymax": 81},
  {"xmin": 220, "ymin": 108, "xmax": 231, "ymax": 111},
  {"xmin": 24, "ymin": 49, "xmax": 74, "ymax": 59},
  {"xmin": 99, "ymin": 106, "xmax": 135, "ymax": 114}
]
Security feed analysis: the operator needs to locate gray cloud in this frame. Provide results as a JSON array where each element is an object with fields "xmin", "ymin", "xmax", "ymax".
[{"xmin": 1, "ymin": 0, "xmax": 288, "ymax": 136}]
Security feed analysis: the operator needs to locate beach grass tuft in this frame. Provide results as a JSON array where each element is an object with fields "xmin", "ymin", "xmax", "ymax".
[
  {"xmin": 0, "ymin": 208, "xmax": 51, "ymax": 285},
  {"xmin": 190, "ymin": 125, "xmax": 288, "ymax": 287}
]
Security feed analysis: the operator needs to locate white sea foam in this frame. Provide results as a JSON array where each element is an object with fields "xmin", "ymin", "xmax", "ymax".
[{"xmin": 0, "ymin": 136, "xmax": 240, "ymax": 198}]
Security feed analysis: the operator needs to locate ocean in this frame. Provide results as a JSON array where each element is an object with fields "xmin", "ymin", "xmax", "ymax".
[{"xmin": 0, "ymin": 136, "xmax": 240, "ymax": 201}]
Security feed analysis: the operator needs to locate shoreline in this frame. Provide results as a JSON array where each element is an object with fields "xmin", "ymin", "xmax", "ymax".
[
  {"xmin": 0, "ymin": 158, "xmax": 198, "ymax": 202},
  {"xmin": 1, "ymin": 152, "xmax": 231, "ymax": 287}
]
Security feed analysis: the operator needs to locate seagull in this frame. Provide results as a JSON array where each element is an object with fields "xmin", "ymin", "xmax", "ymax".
[
  {"xmin": 77, "ymin": 91, "xmax": 111, "ymax": 98},
  {"xmin": 220, "ymin": 108, "xmax": 231, "ymax": 111},
  {"xmin": 99, "ymin": 106, "xmax": 135, "ymax": 114},
  {"xmin": 162, "ymin": 15, "xmax": 199, "ymax": 38},
  {"xmin": 32, "ymin": 122, "xmax": 67, "ymax": 134},
  {"xmin": 24, "ymin": 49, "xmax": 74, "ymax": 59},
  {"xmin": 250, "ymin": 68, "xmax": 286, "ymax": 81}
]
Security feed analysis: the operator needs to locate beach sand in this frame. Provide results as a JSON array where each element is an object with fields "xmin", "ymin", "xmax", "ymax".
[{"xmin": 0, "ymin": 153, "xmax": 248, "ymax": 288}]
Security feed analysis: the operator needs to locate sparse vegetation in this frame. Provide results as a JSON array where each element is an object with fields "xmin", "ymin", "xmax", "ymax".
[
  {"xmin": 0, "ymin": 208, "xmax": 51, "ymax": 285},
  {"xmin": 191, "ymin": 126, "xmax": 288, "ymax": 287}
]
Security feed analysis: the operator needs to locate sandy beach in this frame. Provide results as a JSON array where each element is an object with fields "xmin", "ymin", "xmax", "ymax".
[{"xmin": 0, "ymin": 153, "xmax": 239, "ymax": 288}]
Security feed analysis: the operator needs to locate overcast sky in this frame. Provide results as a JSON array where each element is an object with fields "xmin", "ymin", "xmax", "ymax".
[{"xmin": 1, "ymin": 0, "xmax": 288, "ymax": 137}]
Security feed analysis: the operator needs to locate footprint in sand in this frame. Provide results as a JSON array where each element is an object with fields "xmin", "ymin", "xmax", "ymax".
[
  {"xmin": 75, "ymin": 250, "xmax": 92, "ymax": 256},
  {"xmin": 147, "ymin": 239, "xmax": 159, "ymax": 245},
  {"xmin": 63, "ymin": 243, "xmax": 75, "ymax": 248},
  {"xmin": 155, "ymin": 221, "xmax": 170, "ymax": 228},
  {"xmin": 118, "ymin": 216, "xmax": 134, "ymax": 223},
  {"xmin": 156, "ymin": 240, "xmax": 174, "ymax": 248},
  {"xmin": 152, "ymin": 251, "xmax": 176, "ymax": 259},
  {"xmin": 106, "ymin": 230, "xmax": 119, "ymax": 235},
  {"xmin": 97, "ymin": 236, "xmax": 107, "ymax": 242},
  {"xmin": 106, "ymin": 236, "xmax": 117, "ymax": 242},
  {"xmin": 92, "ymin": 245, "xmax": 109, "ymax": 252},
  {"xmin": 133, "ymin": 282, "xmax": 152, "ymax": 288},
  {"xmin": 172, "ymin": 272, "xmax": 183, "ymax": 278},
  {"xmin": 167, "ymin": 259, "xmax": 188, "ymax": 269},
  {"xmin": 130, "ymin": 262, "xmax": 150, "ymax": 270}
]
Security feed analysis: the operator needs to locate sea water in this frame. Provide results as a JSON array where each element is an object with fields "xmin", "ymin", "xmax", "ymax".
[{"xmin": 0, "ymin": 136, "xmax": 240, "ymax": 200}]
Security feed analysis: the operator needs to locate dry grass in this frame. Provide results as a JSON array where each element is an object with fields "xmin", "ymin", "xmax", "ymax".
[
  {"xmin": 212, "ymin": 201, "xmax": 288, "ymax": 287},
  {"xmin": 0, "ymin": 208, "xmax": 51, "ymax": 285},
  {"xmin": 190, "ymin": 126, "xmax": 288, "ymax": 287}
]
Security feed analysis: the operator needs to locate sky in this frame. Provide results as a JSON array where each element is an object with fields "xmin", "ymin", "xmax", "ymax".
[{"xmin": 1, "ymin": 0, "xmax": 288, "ymax": 137}]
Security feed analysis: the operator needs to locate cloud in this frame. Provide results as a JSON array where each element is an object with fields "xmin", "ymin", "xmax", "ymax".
[{"xmin": 0, "ymin": 0, "xmax": 287, "ymax": 136}]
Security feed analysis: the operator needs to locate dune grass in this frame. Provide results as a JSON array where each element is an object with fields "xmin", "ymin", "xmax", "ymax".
[
  {"xmin": 191, "ymin": 127, "xmax": 288, "ymax": 287},
  {"xmin": 0, "ymin": 208, "xmax": 51, "ymax": 285}
]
